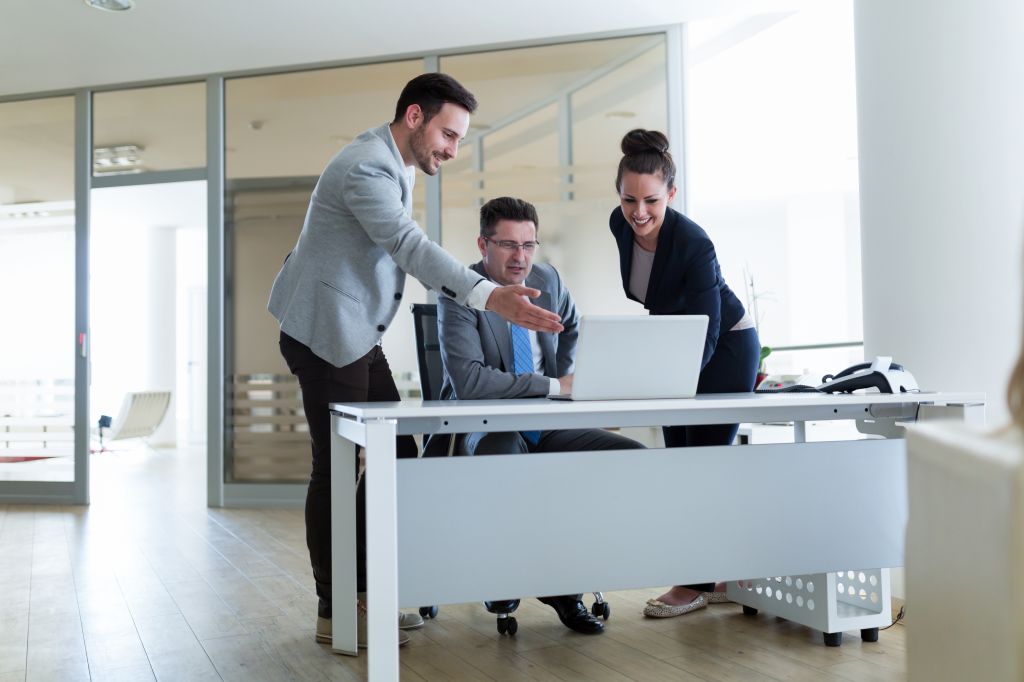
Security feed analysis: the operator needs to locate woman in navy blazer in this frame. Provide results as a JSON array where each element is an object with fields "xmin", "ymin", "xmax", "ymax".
[{"xmin": 610, "ymin": 129, "xmax": 760, "ymax": 618}]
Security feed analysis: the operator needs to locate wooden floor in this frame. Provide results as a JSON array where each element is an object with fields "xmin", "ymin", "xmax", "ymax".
[{"xmin": 0, "ymin": 445, "xmax": 906, "ymax": 681}]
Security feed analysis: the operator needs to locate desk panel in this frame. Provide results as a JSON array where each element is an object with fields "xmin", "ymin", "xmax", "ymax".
[{"xmin": 396, "ymin": 439, "xmax": 905, "ymax": 607}]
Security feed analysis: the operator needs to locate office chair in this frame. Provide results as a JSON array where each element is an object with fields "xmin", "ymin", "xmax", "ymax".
[
  {"xmin": 411, "ymin": 302, "xmax": 457, "ymax": 456},
  {"xmin": 409, "ymin": 303, "xmax": 611, "ymax": 633},
  {"xmin": 409, "ymin": 303, "xmax": 445, "ymax": 620}
]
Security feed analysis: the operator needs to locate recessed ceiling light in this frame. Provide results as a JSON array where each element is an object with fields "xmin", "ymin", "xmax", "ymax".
[
  {"xmin": 93, "ymin": 144, "xmax": 145, "ymax": 175},
  {"xmin": 84, "ymin": 0, "xmax": 135, "ymax": 12}
]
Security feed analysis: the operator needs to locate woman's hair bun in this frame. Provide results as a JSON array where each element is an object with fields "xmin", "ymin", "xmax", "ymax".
[{"xmin": 621, "ymin": 129, "xmax": 670, "ymax": 156}]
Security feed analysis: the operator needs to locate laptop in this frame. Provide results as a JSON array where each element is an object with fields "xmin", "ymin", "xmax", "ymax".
[{"xmin": 548, "ymin": 315, "xmax": 708, "ymax": 401}]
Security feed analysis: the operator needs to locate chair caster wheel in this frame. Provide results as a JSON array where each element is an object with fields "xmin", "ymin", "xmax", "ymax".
[
  {"xmin": 742, "ymin": 605, "xmax": 758, "ymax": 616},
  {"xmin": 419, "ymin": 605, "xmax": 438, "ymax": 619},
  {"xmin": 861, "ymin": 627, "xmax": 879, "ymax": 642},
  {"xmin": 824, "ymin": 631, "xmax": 843, "ymax": 647},
  {"xmin": 496, "ymin": 616, "xmax": 517, "ymax": 635},
  {"xmin": 591, "ymin": 601, "xmax": 611, "ymax": 619},
  {"xmin": 484, "ymin": 599, "xmax": 520, "ymax": 615}
]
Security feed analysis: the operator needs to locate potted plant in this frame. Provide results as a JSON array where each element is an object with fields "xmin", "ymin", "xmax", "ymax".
[
  {"xmin": 756, "ymin": 346, "xmax": 772, "ymax": 388},
  {"xmin": 743, "ymin": 265, "xmax": 774, "ymax": 390}
]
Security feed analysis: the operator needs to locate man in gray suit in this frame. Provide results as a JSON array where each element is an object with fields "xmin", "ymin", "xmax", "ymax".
[
  {"xmin": 269, "ymin": 74, "xmax": 564, "ymax": 650},
  {"xmin": 436, "ymin": 196, "xmax": 644, "ymax": 634}
]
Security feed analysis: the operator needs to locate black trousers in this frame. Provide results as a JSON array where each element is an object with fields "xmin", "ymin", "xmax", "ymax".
[
  {"xmin": 279, "ymin": 331, "xmax": 417, "ymax": 618},
  {"xmin": 663, "ymin": 326, "xmax": 760, "ymax": 592},
  {"xmin": 463, "ymin": 427, "xmax": 645, "ymax": 456}
]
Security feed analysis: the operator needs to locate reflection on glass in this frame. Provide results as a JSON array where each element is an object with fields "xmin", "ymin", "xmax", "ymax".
[
  {"xmin": 225, "ymin": 61, "xmax": 424, "ymax": 482},
  {"xmin": 686, "ymin": 3, "xmax": 862, "ymax": 380},
  {"xmin": 0, "ymin": 96, "xmax": 76, "ymax": 482},
  {"xmin": 93, "ymin": 82, "xmax": 206, "ymax": 175},
  {"xmin": 441, "ymin": 35, "xmax": 668, "ymax": 318}
]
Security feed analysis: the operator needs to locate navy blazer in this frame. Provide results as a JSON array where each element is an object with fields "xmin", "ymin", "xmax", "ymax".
[{"xmin": 610, "ymin": 206, "xmax": 746, "ymax": 369}]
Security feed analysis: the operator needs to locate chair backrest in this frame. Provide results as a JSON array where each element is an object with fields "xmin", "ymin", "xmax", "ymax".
[
  {"xmin": 411, "ymin": 303, "xmax": 444, "ymax": 400},
  {"xmin": 109, "ymin": 391, "xmax": 172, "ymax": 441}
]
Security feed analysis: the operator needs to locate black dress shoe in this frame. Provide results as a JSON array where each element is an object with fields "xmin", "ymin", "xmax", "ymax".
[{"xmin": 538, "ymin": 595, "xmax": 605, "ymax": 634}]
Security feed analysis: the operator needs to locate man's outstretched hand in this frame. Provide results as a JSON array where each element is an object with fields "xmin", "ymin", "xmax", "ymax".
[{"xmin": 486, "ymin": 285, "xmax": 564, "ymax": 333}]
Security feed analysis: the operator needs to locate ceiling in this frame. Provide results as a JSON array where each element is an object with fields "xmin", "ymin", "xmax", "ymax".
[{"xmin": 0, "ymin": 0, "xmax": 769, "ymax": 97}]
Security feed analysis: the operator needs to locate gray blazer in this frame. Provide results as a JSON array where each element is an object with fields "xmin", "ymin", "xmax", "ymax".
[
  {"xmin": 438, "ymin": 261, "xmax": 579, "ymax": 400},
  {"xmin": 268, "ymin": 123, "xmax": 485, "ymax": 368}
]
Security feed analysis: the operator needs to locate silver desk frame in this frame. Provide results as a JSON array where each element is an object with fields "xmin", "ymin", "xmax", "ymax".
[{"xmin": 329, "ymin": 391, "xmax": 984, "ymax": 680}]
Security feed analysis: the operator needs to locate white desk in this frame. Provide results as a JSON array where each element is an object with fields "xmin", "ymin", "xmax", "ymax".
[{"xmin": 329, "ymin": 391, "xmax": 983, "ymax": 680}]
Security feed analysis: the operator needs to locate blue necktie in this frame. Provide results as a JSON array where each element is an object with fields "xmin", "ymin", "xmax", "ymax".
[{"xmin": 511, "ymin": 324, "xmax": 541, "ymax": 446}]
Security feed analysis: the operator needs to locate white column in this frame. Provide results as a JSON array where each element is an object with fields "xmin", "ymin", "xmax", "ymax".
[
  {"xmin": 147, "ymin": 225, "xmax": 177, "ymax": 446},
  {"xmin": 855, "ymin": 0, "xmax": 1024, "ymax": 428}
]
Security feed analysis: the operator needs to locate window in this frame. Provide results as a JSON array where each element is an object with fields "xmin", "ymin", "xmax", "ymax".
[{"xmin": 685, "ymin": 3, "xmax": 863, "ymax": 379}]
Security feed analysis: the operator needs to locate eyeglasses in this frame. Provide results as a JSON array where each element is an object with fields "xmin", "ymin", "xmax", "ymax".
[{"xmin": 483, "ymin": 237, "xmax": 540, "ymax": 253}]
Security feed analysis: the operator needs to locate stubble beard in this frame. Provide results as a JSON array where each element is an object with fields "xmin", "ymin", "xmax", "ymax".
[{"xmin": 410, "ymin": 127, "xmax": 439, "ymax": 176}]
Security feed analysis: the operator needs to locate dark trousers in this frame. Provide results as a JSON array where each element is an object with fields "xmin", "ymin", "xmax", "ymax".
[
  {"xmin": 464, "ymin": 427, "xmax": 645, "ymax": 456},
  {"xmin": 279, "ymin": 332, "xmax": 417, "ymax": 618},
  {"xmin": 664, "ymin": 326, "xmax": 760, "ymax": 592}
]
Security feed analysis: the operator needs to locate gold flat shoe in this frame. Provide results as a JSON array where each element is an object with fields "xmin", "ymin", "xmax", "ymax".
[
  {"xmin": 642, "ymin": 594, "xmax": 708, "ymax": 618},
  {"xmin": 702, "ymin": 590, "xmax": 731, "ymax": 604}
]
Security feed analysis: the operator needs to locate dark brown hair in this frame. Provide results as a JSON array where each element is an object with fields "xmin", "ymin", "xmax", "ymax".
[
  {"xmin": 393, "ymin": 73, "xmax": 478, "ymax": 124},
  {"xmin": 479, "ymin": 197, "xmax": 539, "ymax": 238},
  {"xmin": 615, "ymin": 129, "xmax": 676, "ymax": 191}
]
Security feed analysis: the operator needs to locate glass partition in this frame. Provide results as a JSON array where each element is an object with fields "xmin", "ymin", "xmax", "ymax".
[
  {"xmin": 0, "ymin": 96, "xmax": 76, "ymax": 482},
  {"xmin": 93, "ymin": 82, "xmax": 206, "ymax": 175},
  {"xmin": 440, "ymin": 35, "xmax": 668, "ymax": 317},
  {"xmin": 224, "ymin": 60, "xmax": 423, "ymax": 482}
]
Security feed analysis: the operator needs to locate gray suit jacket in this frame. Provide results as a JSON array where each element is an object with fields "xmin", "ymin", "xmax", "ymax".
[
  {"xmin": 268, "ymin": 123, "xmax": 485, "ymax": 368},
  {"xmin": 438, "ymin": 261, "xmax": 579, "ymax": 400}
]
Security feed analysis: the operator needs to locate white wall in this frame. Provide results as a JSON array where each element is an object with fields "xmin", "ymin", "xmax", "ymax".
[
  {"xmin": 146, "ymin": 226, "xmax": 177, "ymax": 446},
  {"xmin": 855, "ymin": 0, "xmax": 1024, "ymax": 428}
]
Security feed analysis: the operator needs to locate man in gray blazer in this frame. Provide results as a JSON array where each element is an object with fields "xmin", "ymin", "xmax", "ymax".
[
  {"xmin": 436, "ymin": 196, "xmax": 645, "ymax": 635},
  {"xmin": 268, "ymin": 74, "xmax": 564, "ymax": 650}
]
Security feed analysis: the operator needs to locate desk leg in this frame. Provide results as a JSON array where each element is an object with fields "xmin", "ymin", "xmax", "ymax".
[
  {"xmin": 330, "ymin": 417, "xmax": 359, "ymax": 656},
  {"xmin": 365, "ymin": 418, "xmax": 400, "ymax": 681}
]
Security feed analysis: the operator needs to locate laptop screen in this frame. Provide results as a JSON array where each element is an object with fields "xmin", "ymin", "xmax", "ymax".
[{"xmin": 556, "ymin": 315, "xmax": 708, "ymax": 401}]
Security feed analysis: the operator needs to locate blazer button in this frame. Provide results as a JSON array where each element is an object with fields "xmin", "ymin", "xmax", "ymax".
[
  {"xmin": 377, "ymin": 324, "xmax": 386, "ymax": 332},
  {"xmin": 394, "ymin": 292, "xmax": 402, "ymax": 300}
]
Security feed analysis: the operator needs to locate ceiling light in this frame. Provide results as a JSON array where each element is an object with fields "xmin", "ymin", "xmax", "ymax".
[
  {"xmin": 84, "ymin": 0, "xmax": 134, "ymax": 11},
  {"xmin": 93, "ymin": 144, "xmax": 145, "ymax": 175},
  {"xmin": 0, "ymin": 201, "xmax": 74, "ymax": 230}
]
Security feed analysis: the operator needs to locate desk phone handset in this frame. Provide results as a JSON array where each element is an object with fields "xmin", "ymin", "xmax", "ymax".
[{"xmin": 817, "ymin": 356, "xmax": 919, "ymax": 394}]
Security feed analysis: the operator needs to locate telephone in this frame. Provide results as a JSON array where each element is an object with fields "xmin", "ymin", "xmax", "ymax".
[{"xmin": 817, "ymin": 356, "xmax": 919, "ymax": 394}]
